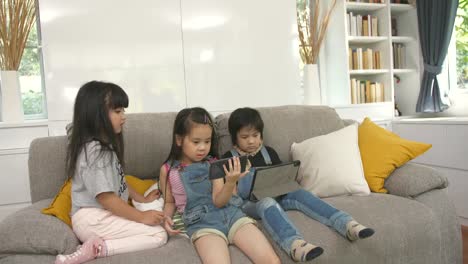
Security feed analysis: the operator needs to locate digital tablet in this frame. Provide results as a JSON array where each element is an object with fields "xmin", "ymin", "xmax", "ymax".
[
  {"xmin": 209, "ymin": 155, "xmax": 249, "ymax": 180},
  {"xmin": 248, "ymin": 160, "xmax": 301, "ymax": 201}
]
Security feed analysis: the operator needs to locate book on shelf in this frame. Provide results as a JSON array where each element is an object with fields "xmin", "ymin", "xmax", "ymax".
[
  {"xmin": 350, "ymin": 78, "xmax": 385, "ymax": 104},
  {"xmin": 371, "ymin": 16, "xmax": 378, "ymax": 37},
  {"xmin": 362, "ymin": 16, "xmax": 369, "ymax": 36},
  {"xmin": 374, "ymin": 51, "xmax": 381, "ymax": 69},
  {"xmin": 390, "ymin": 0, "xmax": 409, "ymax": 3},
  {"xmin": 392, "ymin": 43, "xmax": 405, "ymax": 69},
  {"xmin": 391, "ymin": 17, "xmax": 397, "ymax": 36},
  {"xmin": 347, "ymin": 0, "xmax": 385, "ymax": 3}
]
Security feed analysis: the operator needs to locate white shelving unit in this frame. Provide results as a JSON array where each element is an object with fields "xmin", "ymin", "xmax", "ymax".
[
  {"xmin": 320, "ymin": 0, "xmax": 420, "ymax": 121},
  {"xmin": 390, "ymin": 3, "xmax": 421, "ymax": 117}
]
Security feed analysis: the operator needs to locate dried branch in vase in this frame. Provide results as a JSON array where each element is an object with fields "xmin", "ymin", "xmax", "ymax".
[
  {"xmin": 0, "ymin": 0, "xmax": 36, "ymax": 71},
  {"xmin": 297, "ymin": 0, "xmax": 336, "ymax": 64}
]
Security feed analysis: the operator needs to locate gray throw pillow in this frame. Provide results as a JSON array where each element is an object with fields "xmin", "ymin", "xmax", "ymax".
[{"xmin": 0, "ymin": 199, "xmax": 79, "ymax": 255}]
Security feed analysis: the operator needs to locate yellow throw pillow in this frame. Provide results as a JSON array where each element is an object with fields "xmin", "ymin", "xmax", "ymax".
[
  {"xmin": 42, "ymin": 179, "xmax": 72, "ymax": 226},
  {"xmin": 358, "ymin": 118, "xmax": 432, "ymax": 193},
  {"xmin": 125, "ymin": 175, "xmax": 157, "ymax": 195},
  {"xmin": 41, "ymin": 175, "xmax": 156, "ymax": 227}
]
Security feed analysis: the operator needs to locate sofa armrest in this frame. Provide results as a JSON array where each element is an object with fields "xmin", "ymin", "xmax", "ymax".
[
  {"xmin": 384, "ymin": 163, "xmax": 448, "ymax": 198},
  {"xmin": 342, "ymin": 119, "xmax": 357, "ymax": 126}
]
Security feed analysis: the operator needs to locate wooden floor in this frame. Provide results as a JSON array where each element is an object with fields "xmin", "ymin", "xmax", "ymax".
[{"xmin": 463, "ymin": 225, "xmax": 468, "ymax": 264}]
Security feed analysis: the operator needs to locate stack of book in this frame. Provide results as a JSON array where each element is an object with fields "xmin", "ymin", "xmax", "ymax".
[
  {"xmin": 349, "ymin": 48, "xmax": 381, "ymax": 70},
  {"xmin": 350, "ymin": 78, "xmax": 385, "ymax": 104},
  {"xmin": 392, "ymin": 43, "xmax": 405, "ymax": 69},
  {"xmin": 347, "ymin": 13, "xmax": 379, "ymax": 37},
  {"xmin": 347, "ymin": 0, "xmax": 385, "ymax": 3}
]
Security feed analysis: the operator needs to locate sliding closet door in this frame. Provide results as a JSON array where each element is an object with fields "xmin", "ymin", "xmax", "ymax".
[
  {"xmin": 38, "ymin": 0, "xmax": 186, "ymax": 123},
  {"xmin": 181, "ymin": 0, "xmax": 301, "ymax": 111}
]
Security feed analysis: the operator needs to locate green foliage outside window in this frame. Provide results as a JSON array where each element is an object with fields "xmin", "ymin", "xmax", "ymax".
[
  {"xmin": 18, "ymin": 25, "xmax": 44, "ymax": 116},
  {"xmin": 456, "ymin": 0, "xmax": 468, "ymax": 89}
]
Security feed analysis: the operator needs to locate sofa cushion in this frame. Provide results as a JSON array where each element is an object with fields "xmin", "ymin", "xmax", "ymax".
[
  {"xmin": 358, "ymin": 118, "xmax": 432, "ymax": 193},
  {"xmin": 0, "ymin": 199, "xmax": 79, "ymax": 255},
  {"xmin": 291, "ymin": 123, "xmax": 370, "ymax": 197}
]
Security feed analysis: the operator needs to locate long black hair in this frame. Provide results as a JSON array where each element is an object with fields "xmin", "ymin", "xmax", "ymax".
[
  {"xmin": 66, "ymin": 81, "xmax": 129, "ymax": 178},
  {"xmin": 164, "ymin": 107, "xmax": 218, "ymax": 165},
  {"xmin": 228, "ymin": 107, "xmax": 264, "ymax": 145}
]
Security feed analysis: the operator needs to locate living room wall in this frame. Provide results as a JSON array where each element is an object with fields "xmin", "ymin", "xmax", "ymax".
[{"xmin": 38, "ymin": 0, "xmax": 301, "ymax": 135}]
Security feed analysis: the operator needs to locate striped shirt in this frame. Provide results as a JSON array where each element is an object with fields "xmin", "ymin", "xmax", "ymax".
[{"xmin": 164, "ymin": 163, "xmax": 187, "ymax": 213}]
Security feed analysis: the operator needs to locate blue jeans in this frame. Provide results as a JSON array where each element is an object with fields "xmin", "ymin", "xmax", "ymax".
[{"xmin": 242, "ymin": 189, "xmax": 352, "ymax": 254}]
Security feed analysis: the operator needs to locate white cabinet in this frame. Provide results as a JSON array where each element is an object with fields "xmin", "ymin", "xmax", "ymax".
[
  {"xmin": 0, "ymin": 123, "xmax": 48, "ymax": 220},
  {"xmin": 321, "ymin": 0, "xmax": 420, "ymax": 121}
]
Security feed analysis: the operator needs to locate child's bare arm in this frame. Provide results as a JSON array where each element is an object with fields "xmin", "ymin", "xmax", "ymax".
[
  {"xmin": 159, "ymin": 165, "xmax": 180, "ymax": 235},
  {"xmin": 129, "ymin": 185, "xmax": 160, "ymax": 203},
  {"xmin": 212, "ymin": 178, "xmax": 236, "ymax": 207}
]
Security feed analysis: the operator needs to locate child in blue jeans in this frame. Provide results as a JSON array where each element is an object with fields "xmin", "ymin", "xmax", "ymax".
[{"xmin": 222, "ymin": 107, "xmax": 375, "ymax": 262}]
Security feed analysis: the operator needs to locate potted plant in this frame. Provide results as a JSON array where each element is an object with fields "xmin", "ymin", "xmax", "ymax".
[
  {"xmin": 297, "ymin": 0, "xmax": 336, "ymax": 105},
  {"xmin": 0, "ymin": 0, "xmax": 36, "ymax": 122}
]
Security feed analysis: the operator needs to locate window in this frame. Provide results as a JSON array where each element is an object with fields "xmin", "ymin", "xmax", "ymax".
[
  {"xmin": 444, "ymin": 0, "xmax": 468, "ymax": 93},
  {"xmin": 454, "ymin": 0, "xmax": 467, "ymax": 90},
  {"xmin": 18, "ymin": 21, "xmax": 47, "ymax": 120},
  {"xmin": 437, "ymin": 0, "xmax": 468, "ymax": 115}
]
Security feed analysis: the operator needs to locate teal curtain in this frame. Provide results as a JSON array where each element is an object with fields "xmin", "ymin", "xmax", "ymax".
[{"xmin": 416, "ymin": 0, "xmax": 459, "ymax": 112}]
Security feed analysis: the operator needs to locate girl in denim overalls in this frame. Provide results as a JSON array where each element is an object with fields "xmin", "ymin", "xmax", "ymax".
[
  {"xmin": 222, "ymin": 107, "xmax": 375, "ymax": 262},
  {"xmin": 159, "ymin": 107, "xmax": 280, "ymax": 264}
]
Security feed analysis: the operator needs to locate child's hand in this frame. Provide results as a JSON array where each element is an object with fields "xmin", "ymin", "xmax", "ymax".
[
  {"xmin": 223, "ymin": 157, "xmax": 249, "ymax": 184},
  {"xmin": 163, "ymin": 215, "xmax": 181, "ymax": 236},
  {"xmin": 144, "ymin": 189, "xmax": 161, "ymax": 203},
  {"xmin": 140, "ymin": 210, "xmax": 165, "ymax": 226}
]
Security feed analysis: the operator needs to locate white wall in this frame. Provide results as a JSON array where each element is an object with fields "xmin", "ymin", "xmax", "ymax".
[
  {"xmin": 39, "ymin": 0, "xmax": 301, "ymax": 135},
  {"xmin": 0, "ymin": 0, "xmax": 300, "ymax": 219}
]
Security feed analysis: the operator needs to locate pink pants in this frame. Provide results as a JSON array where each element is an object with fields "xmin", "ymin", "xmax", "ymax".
[{"xmin": 72, "ymin": 208, "xmax": 167, "ymax": 256}]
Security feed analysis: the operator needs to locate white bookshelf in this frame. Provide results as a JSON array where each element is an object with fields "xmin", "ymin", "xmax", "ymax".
[{"xmin": 321, "ymin": 0, "xmax": 420, "ymax": 121}]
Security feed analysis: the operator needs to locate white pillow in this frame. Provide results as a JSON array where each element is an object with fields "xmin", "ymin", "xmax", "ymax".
[
  {"xmin": 132, "ymin": 182, "xmax": 165, "ymax": 212},
  {"xmin": 290, "ymin": 123, "xmax": 370, "ymax": 198}
]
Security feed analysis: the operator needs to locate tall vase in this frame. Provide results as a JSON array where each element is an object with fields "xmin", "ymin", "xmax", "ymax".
[
  {"xmin": 0, "ymin": 71, "xmax": 24, "ymax": 123},
  {"xmin": 303, "ymin": 64, "xmax": 322, "ymax": 105}
]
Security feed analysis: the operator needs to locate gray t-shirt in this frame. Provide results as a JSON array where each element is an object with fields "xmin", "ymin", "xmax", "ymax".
[{"xmin": 71, "ymin": 141, "xmax": 129, "ymax": 215}]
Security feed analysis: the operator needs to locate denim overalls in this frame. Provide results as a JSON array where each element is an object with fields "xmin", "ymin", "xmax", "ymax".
[
  {"xmin": 174, "ymin": 161, "xmax": 247, "ymax": 240},
  {"xmin": 231, "ymin": 146, "xmax": 353, "ymax": 254}
]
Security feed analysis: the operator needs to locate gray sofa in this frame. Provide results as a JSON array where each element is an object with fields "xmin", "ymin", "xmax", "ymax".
[{"xmin": 0, "ymin": 105, "xmax": 462, "ymax": 264}]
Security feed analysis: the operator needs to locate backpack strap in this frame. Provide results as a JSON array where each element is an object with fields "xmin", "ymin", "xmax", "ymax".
[
  {"xmin": 260, "ymin": 145, "xmax": 272, "ymax": 165},
  {"xmin": 230, "ymin": 149, "xmax": 240, "ymax": 157}
]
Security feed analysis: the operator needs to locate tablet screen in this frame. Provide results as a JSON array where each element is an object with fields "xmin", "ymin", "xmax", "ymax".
[{"xmin": 209, "ymin": 156, "xmax": 248, "ymax": 180}]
